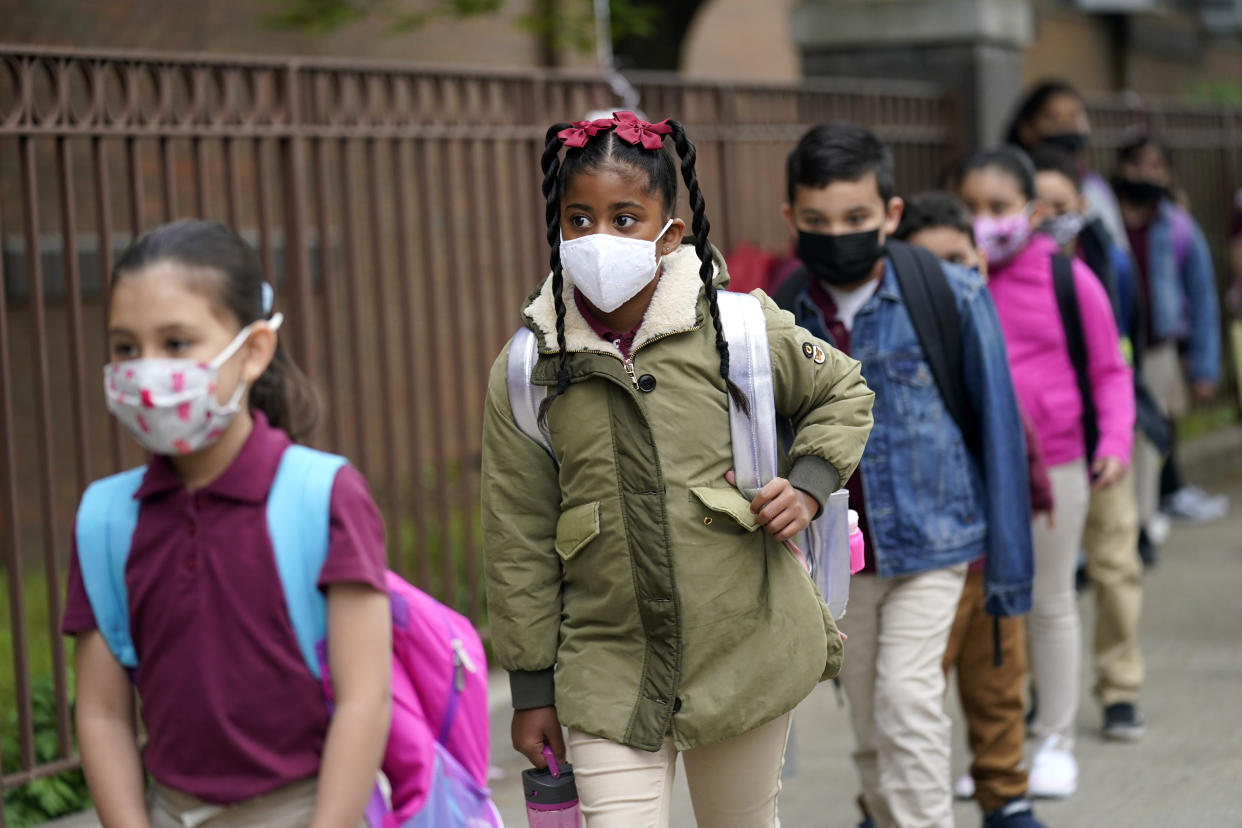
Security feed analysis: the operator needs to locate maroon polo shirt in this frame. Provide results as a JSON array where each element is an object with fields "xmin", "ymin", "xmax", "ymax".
[
  {"xmin": 62, "ymin": 412, "xmax": 387, "ymax": 804},
  {"xmin": 574, "ymin": 288, "xmax": 641, "ymax": 357},
  {"xmin": 807, "ymin": 278, "xmax": 877, "ymax": 573}
]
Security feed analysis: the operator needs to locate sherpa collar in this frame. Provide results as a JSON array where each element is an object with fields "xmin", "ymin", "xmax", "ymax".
[{"xmin": 522, "ymin": 243, "xmax": 720, "ymax": 359}]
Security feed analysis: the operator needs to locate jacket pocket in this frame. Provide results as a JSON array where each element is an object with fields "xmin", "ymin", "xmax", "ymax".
[
  {"xmin": 555, "ymin": 502, "xmax": 600, "ymax": 561},
  {"xmin": 883, "ymin": 354, "xmax": 938, "ymax": 420},
  {"xmin": 690, "ymin": 486, "xmax": 760, "ymax": 532}
]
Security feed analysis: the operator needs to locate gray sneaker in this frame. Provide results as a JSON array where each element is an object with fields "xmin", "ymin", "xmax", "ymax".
[{"xmin": 1103, "ymin": 702, "xmax": 1146, "ymax": 741}]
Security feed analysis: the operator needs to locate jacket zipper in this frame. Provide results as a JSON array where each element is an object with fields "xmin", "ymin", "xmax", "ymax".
[{"xmin": 616, "ymin": 339, "xmax": 640, "ymax": 389}]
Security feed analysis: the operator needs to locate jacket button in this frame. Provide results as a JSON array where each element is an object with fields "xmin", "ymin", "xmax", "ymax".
[
  {"xmin": 673, "ymin": 697, "xmax": 683, "ymax": 713},
  {"xmin": 637, "ymin": 374, "xmax": 657, "ymax": 393}
]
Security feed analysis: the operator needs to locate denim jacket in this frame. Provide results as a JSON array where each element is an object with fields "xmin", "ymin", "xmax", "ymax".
[
  {"xmin": 786, "ymin": 259, "xmax": 1032, "ymax": 616},
  {"xmin": 1145, "ymin": 200, "xmax": 1220, "ymax": 383}
]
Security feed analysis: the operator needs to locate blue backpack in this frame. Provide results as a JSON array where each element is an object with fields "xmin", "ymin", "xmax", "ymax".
[{"xmin": 74, "ymin": 445, "xmax": 501, "ymax": 828}]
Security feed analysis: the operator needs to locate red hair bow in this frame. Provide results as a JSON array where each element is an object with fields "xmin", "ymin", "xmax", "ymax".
[
  {"xmin": 611, "ymin": 111, "xmax": 672, "ymax": 150},
  {"xmin": 557, "ymin": 118, "xmax": 615, "ymax": 148}
]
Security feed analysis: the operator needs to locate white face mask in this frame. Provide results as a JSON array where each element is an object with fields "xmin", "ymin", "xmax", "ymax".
[
  {"xmin": 104, "ymin": 314, "xmax": 283, "ymax": 456},
  {"xmin": 560, "ymin": 219, "xmax": 675, "ymax": 312}
]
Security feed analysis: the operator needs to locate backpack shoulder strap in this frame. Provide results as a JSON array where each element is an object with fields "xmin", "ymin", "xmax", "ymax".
[
  {"xmin": 267, "ymin": 444, "xmax": 349, "ymax": 680},
  {"xmin": 1051, "ymin": 253, "xmax": 1100, "ymax": 461},
  {"xmin": 887, "ymin": 240, "xmax": 977, "ymax": 452},
  {"xmin": 74, "ymin": 467, "xmax": 147, "ymax": 668},
  {"xmin": 716, "ymin": 291, "xmax": 780, "ymax": 499},
  {"xmin": 505, "ymin": 327, "xmax": 554, "ymax": 463}
]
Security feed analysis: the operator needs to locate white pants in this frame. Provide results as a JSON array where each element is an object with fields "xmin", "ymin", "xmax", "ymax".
[
  {"xmin": 566, "ymin": 713, "xmax": 792, "ymax": 828},
  {"xmin": 1028, "ymin": 460, "xmax": 1091, "ymax": 749},
  {"xmin": 839, "ymin": 564, "xmax": 968, "ymax": 828}
]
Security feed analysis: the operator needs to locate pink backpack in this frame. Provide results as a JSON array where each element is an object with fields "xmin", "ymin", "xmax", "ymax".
[{"xmin": 318, "ymin": 573, "xmax": 498, "ymax": 827}]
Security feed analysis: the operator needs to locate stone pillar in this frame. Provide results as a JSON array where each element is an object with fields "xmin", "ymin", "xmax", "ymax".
[{"xmin": 791, "ymin": 0, "xmax": 1034, "ymax": 151}]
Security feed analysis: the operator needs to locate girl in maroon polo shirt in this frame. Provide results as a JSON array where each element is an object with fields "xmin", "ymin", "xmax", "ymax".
[{"xmin": 63, "ymin": 220, "xmax": 391, "ymax": 827}]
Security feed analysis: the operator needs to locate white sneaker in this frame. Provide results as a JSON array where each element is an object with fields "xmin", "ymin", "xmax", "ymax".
[
  {"xmin": 1145, "ymin": 512, "xmax": 1172, "ymax": 546},
  {"xmin": 1028, "ymin": 735, "xmax": 1077, "ymax": 799},
  {"xmin": 954, "ymin": 772, "xmax": 976, "ymax": 800},
  {"xmin": 1163, "ymin": 486, "xmax": 1229, "ymax": 523}
]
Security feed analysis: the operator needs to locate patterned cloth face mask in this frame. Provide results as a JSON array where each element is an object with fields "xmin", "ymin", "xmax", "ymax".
[
  {"xmin": 973, "ymin": 206, "xmax": 1034, "ymax": 268},
  {"xmin": 104, "ymin": 313, "xmax": 283, "ymax": 455},
  {"xmin": 1040, "ymin": 212, "xmax": 1087, "ymax": 247}
]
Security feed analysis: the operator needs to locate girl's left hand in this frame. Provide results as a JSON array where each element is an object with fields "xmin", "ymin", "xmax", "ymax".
[
  {"xmin": 1091, "ymin": 455, "xmax": 1125, "ymax": 491},
  {"xmin": 726, "ymin": 472, "xmax": 818, "ymax": 542}
]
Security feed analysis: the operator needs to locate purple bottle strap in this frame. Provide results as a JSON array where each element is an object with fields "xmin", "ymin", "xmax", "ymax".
[{"xmin": 542, "ymin": 744, "xmax": 561, "ymax": 779}]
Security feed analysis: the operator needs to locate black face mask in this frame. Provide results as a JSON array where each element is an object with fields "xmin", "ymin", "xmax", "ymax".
[
  {"xmin": 1115, "ymin": 177, "xmax": 1167, "ymax": 206},
  {"xmin": 797, "ymin": 228, "xmax": 886, "ymax": 287},
  {"xmin": 1041, "ymin": 132, "xmax": 1088, "ymax": 154}
]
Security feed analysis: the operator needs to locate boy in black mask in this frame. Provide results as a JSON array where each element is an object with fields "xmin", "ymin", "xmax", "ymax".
[
  {"xmin": 1114, "ymin": 133, "xmax": 1224, "ymax": 544},
  {"xmin": 773, "ymin": 123, "xmax": 1035, "ymax": 828}
]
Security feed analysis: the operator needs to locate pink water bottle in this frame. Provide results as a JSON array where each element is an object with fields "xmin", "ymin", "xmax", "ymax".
[{"xmin": 523, "ymin": 745, "xmax": 581, "ymax": 827}]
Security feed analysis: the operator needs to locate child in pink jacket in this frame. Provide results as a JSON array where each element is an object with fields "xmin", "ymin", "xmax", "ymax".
[{"xmin": 958, "ymin": 148, "xmax": 1134, "ymax": 801}]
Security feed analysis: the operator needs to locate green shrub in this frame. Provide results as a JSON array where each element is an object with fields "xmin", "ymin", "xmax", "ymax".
[{"xmin": 2, "ymin": 675, "xmax": 91, "ymax": 827}]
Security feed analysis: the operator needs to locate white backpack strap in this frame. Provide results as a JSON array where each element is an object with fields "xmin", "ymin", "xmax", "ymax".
[
  {"xmin": 505, "ymin": 327, "xmax": 555, "ymax": 462},
  {"xmin": 716, "ymin": 291, "xmax": 780, "ymax": 500}
]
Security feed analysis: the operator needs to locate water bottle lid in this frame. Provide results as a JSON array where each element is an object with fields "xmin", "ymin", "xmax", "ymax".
[{"xmin": 522, "ymin": 763, "xmax": 579, "ymax": 805}]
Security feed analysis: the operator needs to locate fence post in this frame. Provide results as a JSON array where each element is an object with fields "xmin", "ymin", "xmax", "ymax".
[{"xmin": 281, "ymin": 61, "xmax": 316, "ymax": 381}]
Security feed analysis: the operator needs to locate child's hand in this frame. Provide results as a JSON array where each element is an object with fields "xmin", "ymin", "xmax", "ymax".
[
  {"xmin": 512, "ymin": 706, "xmax": 566, "ymax": 769},
  {"xmin": 1091, "ymin": 456, "xmax": 1125, "ymax": 491},
  {"xmin": 726, "ymin": 471, "xmax": 818, "ymax": 542}
]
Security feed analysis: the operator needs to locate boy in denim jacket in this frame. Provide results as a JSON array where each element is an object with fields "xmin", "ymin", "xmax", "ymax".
[{"xmin": 773, "ymin": 123, "xmax": 1033, "ymax": 828}]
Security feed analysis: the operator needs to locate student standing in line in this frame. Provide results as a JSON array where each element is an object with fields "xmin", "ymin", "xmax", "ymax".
[
  {"xmin": 64, "ymin": 220, "xmax": 392, "ymax": 828},
  {"xmin": 1113, "ymin": 133, "xmax": 1225, "ymax": 533},
  {"xmin": 958, "ymin": 148, "xmax": 1134, "ymax": 800},
  {"xmin": 1006, "ymin": 79, "xmax": 1128, "ymax": 254},
  {"xmin": 1031, "ymin": 148, "xmax": 1149, "ymax": 740},
  {"xmin": 774, "ymin": 124, "xmax": 1032, "ymax": 828},
  {"xmin": 481, "ymin": 112, "xmax": 874, "ymax": 828},
  {"xmin": 894, "ymin": 191, "xmax": 1049, "ymax": 828}
]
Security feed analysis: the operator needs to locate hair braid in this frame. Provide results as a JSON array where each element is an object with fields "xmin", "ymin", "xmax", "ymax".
[
  {"xmin": 538, "ymin": 124, "xmax": 573, "ymax": 425},
  {"xmin": 668, "ymin": 121, "xmax": 749, "ymax": 415}
]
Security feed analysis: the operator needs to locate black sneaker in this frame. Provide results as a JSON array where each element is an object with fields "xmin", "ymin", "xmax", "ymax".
[{"xmin": 1103, "ymin": 702, "xmax": 1146, "ymax": 741}]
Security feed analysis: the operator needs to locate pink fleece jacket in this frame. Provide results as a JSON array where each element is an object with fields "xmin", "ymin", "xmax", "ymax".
[{"xmin": 986, "ymin": 233, "xmax": 1134, "ymax": 469}]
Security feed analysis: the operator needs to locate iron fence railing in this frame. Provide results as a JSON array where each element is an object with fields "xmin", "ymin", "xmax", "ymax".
[{"xmin": 0, "ymin": 44, "xmax": 961, "ymax": 804}]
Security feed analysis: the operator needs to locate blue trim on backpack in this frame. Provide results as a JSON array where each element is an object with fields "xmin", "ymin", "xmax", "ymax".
[
  {"xmin": 266, "ymin": 445, "xmax": 347, "ymax": 681},
  {"xmin": 75, "ymin": 446, "xmax": 346, "ymax": 680},
  {"xmin": 74, "ymin": 467, "xmax": 146, "ymax": 669}
]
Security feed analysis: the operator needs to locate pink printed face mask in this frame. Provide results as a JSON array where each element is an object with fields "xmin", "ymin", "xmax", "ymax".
[
  {"xmin": 104, "ymin": 314, "xmax": 283, "ymax": 455},
  {"xmin": 973, "ymin": 208, "xmax": 1033, "ymax": 267}
]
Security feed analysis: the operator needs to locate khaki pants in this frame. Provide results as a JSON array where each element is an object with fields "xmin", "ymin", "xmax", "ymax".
[
  {"xmin": 147, "ymin": 778, "xmax": 366, "ymax": 828},
  {"xmin": 1084, "ymin": 467, "xmax": 1144, "ymax": 706},
  {"xmin": 1029, "ymin": 461, "xmax": 1090, "ymax": 749},
  {"xmin": 566, "ymin": 712, "xmax": 792, "ymax": 828},
  {"xmin": 839, "ymin": 564, "xmax": 967, "ymax": 828},
  {"xmin": 942, "ymin": 571, "xmax": 1029, "ymax": 814},
  {"xmin": 1134, "ymin": 342, "xmax": 1187, "ymax": 527}
]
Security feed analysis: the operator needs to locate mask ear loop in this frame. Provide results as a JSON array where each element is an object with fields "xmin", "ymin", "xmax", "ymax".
[{"xmin": 208, "ymin": 312, "xmax": 285, "ymax": 413}]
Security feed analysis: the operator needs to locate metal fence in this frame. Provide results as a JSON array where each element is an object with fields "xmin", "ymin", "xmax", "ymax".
[{"xmin": 0, "ymin": 44, "xmax": 961, "ymax": 800}]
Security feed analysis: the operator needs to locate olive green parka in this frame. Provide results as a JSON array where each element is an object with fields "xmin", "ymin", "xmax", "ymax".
[{"xmin": 481, "ymin": 243, "xmax": 874, "ymax": 751}]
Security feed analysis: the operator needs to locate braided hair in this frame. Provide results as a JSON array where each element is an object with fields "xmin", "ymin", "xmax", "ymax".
[{"xmin": 538, "ymin": 116, "xmax": 748, "ymax": 424}]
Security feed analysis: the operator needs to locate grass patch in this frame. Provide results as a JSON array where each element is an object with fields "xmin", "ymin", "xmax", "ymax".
[
  {"xmin": 1176, "ymin": 400, "xmax": 1239, "ymax": 442},
  {"xmin": 0, "ymin": 569, "xmax": 58, "ymax": 731}
]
